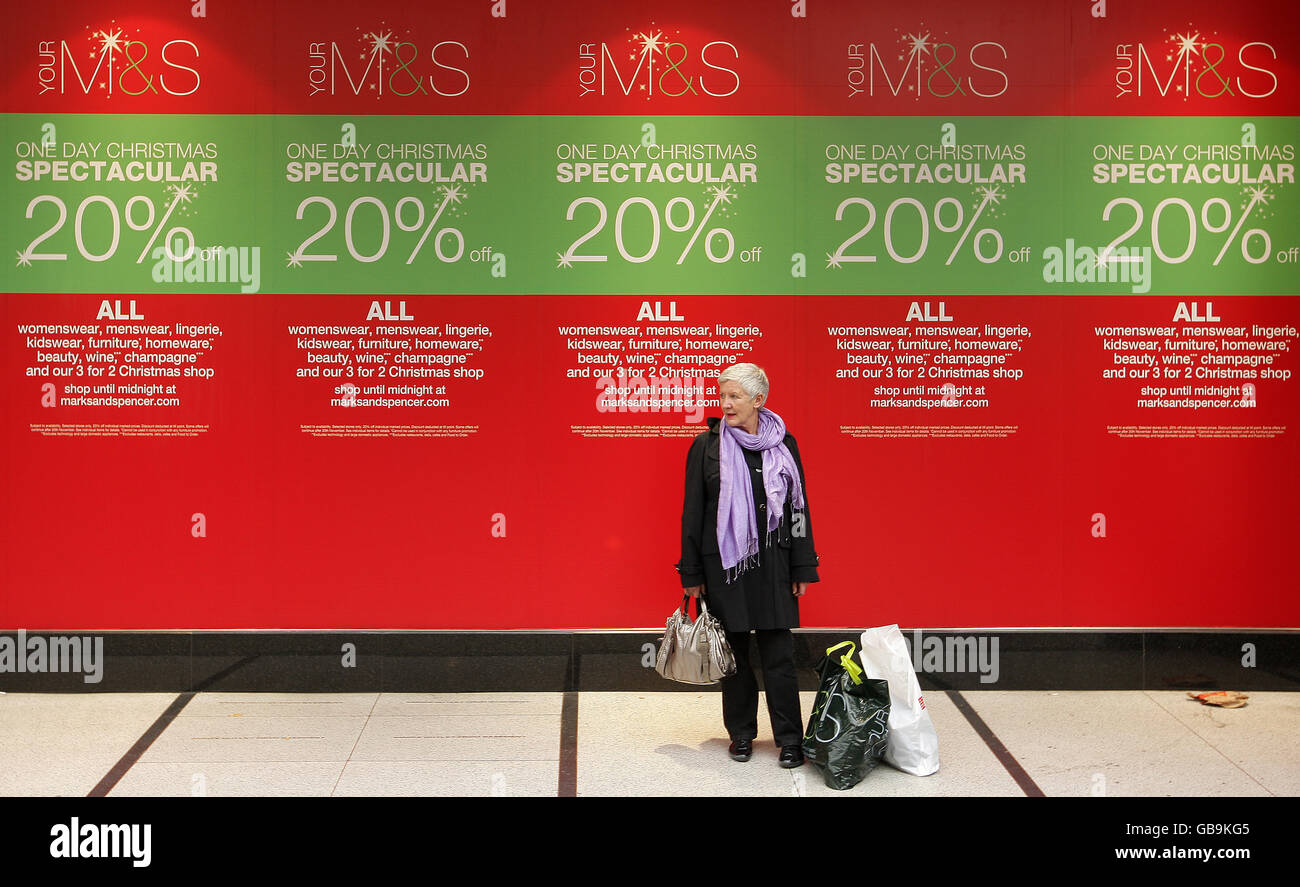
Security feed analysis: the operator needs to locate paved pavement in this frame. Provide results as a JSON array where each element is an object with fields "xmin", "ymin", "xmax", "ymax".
[{"xmin": 0, "ymin": 690, "xmax": 1293, "ymax": 796}]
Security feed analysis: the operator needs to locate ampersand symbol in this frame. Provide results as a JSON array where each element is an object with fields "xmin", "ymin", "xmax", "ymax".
[
  {"xmin": 388, "ymin": 42, "xmax": 428, "ymax": 96},
  {"xmin": 118, "ymin": 41, "xmax": 158, "ymax": 95},
  {"xmin": 1196, "ymin": 43, "xmax": 1235, "ymax": 98},
  {"xmin": 803, "ymin": 685, "xmax": 846, "ymax": 743},
  {"xmin": 658, "ymin": 42, "xmax": 697, "ymax": 97},
  {"xmin": 926, "ymin": 42, "xmax": 967, "ymax": 98}
]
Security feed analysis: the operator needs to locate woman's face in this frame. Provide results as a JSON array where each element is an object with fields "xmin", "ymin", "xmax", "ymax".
[{"xmin": 719, "ymin": 379, "xmax": 764, "ymax": 432}]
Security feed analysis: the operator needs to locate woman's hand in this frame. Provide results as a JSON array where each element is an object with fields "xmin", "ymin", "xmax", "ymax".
[
  {"xmin": 684, "ymin": 585, "xmax": 704, "ymax": 598},
  {"xmin": 792, "ymin": 582, "xmax": 810, "ymax": 598}
]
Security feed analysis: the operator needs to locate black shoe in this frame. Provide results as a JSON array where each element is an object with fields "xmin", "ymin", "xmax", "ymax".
[
  {"xmin": 778, "ymin": 746, "xmax": 805, "ymax": 768},
  {"xmin": 729, "ymin": 739, "xmax": 753, "ymax": 762}
]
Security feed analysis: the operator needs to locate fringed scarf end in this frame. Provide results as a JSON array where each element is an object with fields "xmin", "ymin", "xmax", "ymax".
[{"xmin": 724, "ymin": 550, "xmax": 762, "ymax": 584}]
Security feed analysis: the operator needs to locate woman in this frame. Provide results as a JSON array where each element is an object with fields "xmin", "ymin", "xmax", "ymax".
[{"xmin": 676, "ymin": 362, "xmax": 821, "ymax": 768}]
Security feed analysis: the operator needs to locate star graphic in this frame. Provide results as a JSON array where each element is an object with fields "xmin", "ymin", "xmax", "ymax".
[
  {"xmin": 366, "ymin": 30, "xmax": 393, "ymax": 55},
  {"xmin": 439, "ymin": 184, "xmax": 466, "ymax": 205},
  {"xmin": 977, "ymin": 184, "xmax": 1004, "ymax": 205},
  {"xmin": 556, "ymin": 252, "xmax": 574, "ymax": 268},
  {"xmin": 637, "ymin": 30, "xmax": 664, "ymax": 55},
  {"xmin": 1244, "ymin": 185, "xmax": 1273, "ymax": 207},
  {"xmin": 16, "ymin": 248, "xmax": 34, "ymax": 267},
  {"xmin": 825, "ymin": 252, "xmax": 842, "ymax": 269},
  {"xmin": 97, "ymin": 28, "xmax": 124, "ymax": 54},
  {"xmin": 904, "ymin": 31, "xmax": 931, "ymax": 55},
  {"xmin": 169, "ymin": 183, "xmax": 195, "ymax": 206},
  {"xmin": 286, "ymin": 251, "xmax": 303, "ymax": 268},
  {"xmin": 1175, "ymin": 32, "xmax": 1201, "ymax": 56},
  {"xmin": 706, "ymin": 185, "xmax": 736, "ymax": 206}
]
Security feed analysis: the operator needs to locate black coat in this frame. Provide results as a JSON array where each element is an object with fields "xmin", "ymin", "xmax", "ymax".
[{"xmin": 676, "ymin": 417, "xmax": 820, "ymax": 631}]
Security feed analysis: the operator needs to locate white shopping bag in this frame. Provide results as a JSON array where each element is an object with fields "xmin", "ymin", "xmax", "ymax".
[{"xmin": 859, "ymin": 624, "xmax": 940, "ymax": 776}]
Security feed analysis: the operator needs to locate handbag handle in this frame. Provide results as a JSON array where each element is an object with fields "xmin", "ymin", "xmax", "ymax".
[
  {"xmin": 681, "ymin": 592, "xmax": 710, "ymax": 613},
  {"xmin": 681, "ymin": 595, "xmax": 711, "ymax": 652},
  {"xmin": 694, "ymin": 596, "xmax": 711, "ymax": 622}
]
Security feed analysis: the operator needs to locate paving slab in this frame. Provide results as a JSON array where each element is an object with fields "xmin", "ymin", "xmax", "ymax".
[
  {"xmin": 0, "ymin": 693, "xmax": 176, "ymax": 796},
  {"xmin": 962, "ymin": 691, "xmax": 1273, "ymax": 797}
]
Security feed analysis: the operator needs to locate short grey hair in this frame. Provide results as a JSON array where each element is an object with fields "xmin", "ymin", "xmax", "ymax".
[{"xmin": 718, "ymin": 362, "xmax": 769, "ymax": 399}]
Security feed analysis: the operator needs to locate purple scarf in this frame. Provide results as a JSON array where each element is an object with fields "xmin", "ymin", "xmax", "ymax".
[{"xmin": 717, "ymin": 407, "xmax": 805, "ymax": 583}]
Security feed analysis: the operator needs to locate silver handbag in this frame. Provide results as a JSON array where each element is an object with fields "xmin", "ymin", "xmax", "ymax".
[{"xmin": 655, "ymin": 595, "xmax": 737, "ymax": 685}]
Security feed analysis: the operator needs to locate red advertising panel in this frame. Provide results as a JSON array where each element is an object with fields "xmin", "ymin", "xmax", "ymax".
[{"xmin": 3, "ymin": 1, "xmax": 1298, "ymax": 629}]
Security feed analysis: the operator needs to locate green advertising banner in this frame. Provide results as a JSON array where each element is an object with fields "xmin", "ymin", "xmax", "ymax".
[
  {"xmin": 273, "ymin": 115, "xmax": 513, "ymax": 294},
  {"xmin": 1059, "ymin": 117, "xmax": 1296, "ymax": 295},
  {"xmin": 535, "ymin": 117, "xmax": 793, "ymax": 294},
  {"xmin": 7, "ymin": 114, "xmax": 272, "ymax": 295},
  {"xmin": 799, "ymin": 116, "xmax": 1062, "ymax": 294},
  {"xmin": 5, "ymin": 115, "xmax": 1295, "ymax": 294}
]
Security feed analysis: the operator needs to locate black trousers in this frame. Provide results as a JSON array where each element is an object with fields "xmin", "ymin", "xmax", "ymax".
[{"xmin": 721, "ymin": 629, "xmax": 803, "ymax": 747}]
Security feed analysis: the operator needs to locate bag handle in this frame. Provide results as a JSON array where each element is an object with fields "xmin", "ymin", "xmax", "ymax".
[
  {"xmin": 824, "ymin": 641, "xmax": 863, "ymax": 685},
  {"xmin": 681, "ymin": 592, "xmax": 711, "ymax": 614}
]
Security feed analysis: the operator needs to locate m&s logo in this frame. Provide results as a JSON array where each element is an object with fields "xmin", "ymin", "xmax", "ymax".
[
  {"xmin": 37, "ymin": 27, "xmax": 200, "ymax": 96},
  {"xmin": 578, "ymin": 28, "xmax": 739, "ymax": 98},
  {"xmin": 847, "ymin": 29, "xmax": 1008, "ymax": 99},
  {"xmin": 307, "ymin": 28, "xmax": 470, "ymax": 97},
  {"xmin": 1114, "ymin": 31, "xmax": 1277, "ymax": 99}
]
